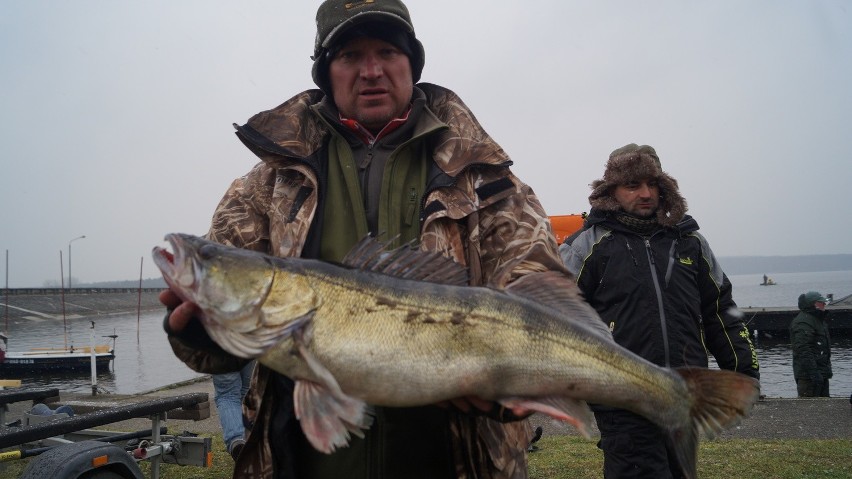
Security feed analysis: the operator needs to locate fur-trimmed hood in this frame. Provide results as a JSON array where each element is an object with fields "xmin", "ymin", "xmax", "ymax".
[{"xmin": 588, "ymin": 143, "xmax": 687, "ymax": 227}]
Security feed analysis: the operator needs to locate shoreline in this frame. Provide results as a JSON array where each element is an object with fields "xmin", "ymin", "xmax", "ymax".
[{"xmin": 6, "ymin": 377, "xmax": 849, "ymax": 442}]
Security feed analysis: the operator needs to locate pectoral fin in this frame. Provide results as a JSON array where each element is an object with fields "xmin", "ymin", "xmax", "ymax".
[
  {"xmin": 294, "ymin": 379, "xmax": 374, "ymax": 453},
  {"xmin": 292, "ymin": 336, "xmax": 373, "ymax": 453}
]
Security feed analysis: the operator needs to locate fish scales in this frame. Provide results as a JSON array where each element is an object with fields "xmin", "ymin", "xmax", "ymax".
[{"xmin": 257, "ymin": 256, "xmax": 688, "ymax": 423}]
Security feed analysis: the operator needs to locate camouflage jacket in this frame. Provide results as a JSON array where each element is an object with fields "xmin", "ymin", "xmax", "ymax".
[{"xmin": 167, "ymin": 83, "xmax": 564, "ymax": 479}]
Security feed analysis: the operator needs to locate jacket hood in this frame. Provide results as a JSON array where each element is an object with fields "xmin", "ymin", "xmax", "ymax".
[{"xmin": 588, "ymin": 144, "xmax": 687, "ymax": 227}]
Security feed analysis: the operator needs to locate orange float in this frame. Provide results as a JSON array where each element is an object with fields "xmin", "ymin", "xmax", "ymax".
[{"xmin": 549, "ymin": 214, "xmax": 586, "ymax": 244}]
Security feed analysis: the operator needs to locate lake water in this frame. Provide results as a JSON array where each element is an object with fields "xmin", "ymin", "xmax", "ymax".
[
  {"xmin": 727, "ymin": 270, "xmax": 852, "ymax": 399},
  {"xmin": 6, "ymin": 270, "xmax": 852, "ymax": 399},
  {"xmin": 6, "ymin": 311, "xmax": 205, "ymax": 395},
  {"xmin": 728, "ymin": 269, "xmax": 852, "ymax": 308}
]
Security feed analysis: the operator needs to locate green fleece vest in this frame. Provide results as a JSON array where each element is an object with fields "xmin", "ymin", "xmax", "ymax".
[
  {"xmin": 306, "ymin": 117, "xmax": 454, "ymax": 479},
  {"xmin": 319, "ymin": 123, "xmax": 434, "ymax": 262}
]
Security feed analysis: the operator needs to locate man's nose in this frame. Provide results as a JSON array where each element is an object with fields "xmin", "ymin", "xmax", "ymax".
[
  {"xmin": 360, "ymin": 55, "xmax": 383, "ymax": 78},
  {"xmin": 636, "ymin": 184, "xmax": 652, "ymax": 197}
]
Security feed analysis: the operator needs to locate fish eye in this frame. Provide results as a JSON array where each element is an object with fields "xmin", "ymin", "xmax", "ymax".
[{"xmin": 199, "ymin": 244, "xmax": 218, "ymax": 260}]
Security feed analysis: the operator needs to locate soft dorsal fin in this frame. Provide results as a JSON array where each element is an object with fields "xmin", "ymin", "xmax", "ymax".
[
  {"xmin": 505, "ymin": 271, "xmax": 614, "ymax": 341},
  {"xmin": 342, "ymin": 236, "xmax": 469, "ymax": 286}
]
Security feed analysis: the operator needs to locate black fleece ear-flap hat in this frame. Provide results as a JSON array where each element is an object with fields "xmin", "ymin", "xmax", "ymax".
[
  {"xmin": 588, "ymin": 143, "xmax": 688, "ymax": 227},
  {"xmin": 311, "ymin": 0, "xmax": 426, "ymax": 95}
]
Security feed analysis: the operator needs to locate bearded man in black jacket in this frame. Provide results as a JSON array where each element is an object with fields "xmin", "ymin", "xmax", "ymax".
[{"xmin": 560, "ymin": 143, "xmax": 760, "ymax": 479}]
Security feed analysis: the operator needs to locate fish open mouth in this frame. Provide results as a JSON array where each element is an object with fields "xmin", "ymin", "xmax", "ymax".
[
  {"xmin": 155, "ymin": 247, "xmax": 175, "ymax": 265},
  {"xmin": 152, "ymin": 234, "xmax": 195, "ymax": 291}
]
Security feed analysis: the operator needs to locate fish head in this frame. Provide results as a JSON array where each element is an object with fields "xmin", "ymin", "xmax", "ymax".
[{"xmin": 152, "ymin": 233, "xmax": 275, "ymax": 332}]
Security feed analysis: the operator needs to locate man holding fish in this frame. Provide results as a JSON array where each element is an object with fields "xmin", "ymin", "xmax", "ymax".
[
  {"xmin": 157, "ymin": 3, "xmax": 762, "ymax": 478},
  {"xmin": 159, "ymin": 0, "xmax": 567, "ymax": 477}
]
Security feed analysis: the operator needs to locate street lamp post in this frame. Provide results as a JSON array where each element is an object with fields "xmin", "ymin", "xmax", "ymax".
[{"xmin": 68, "ymin": 235, "xmax": 86, "ymax": 289}]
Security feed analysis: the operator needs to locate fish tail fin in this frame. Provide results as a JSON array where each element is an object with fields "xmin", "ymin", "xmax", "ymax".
[
  {"xmin": 669, "ymin": 367, "xmax": 761, "ymax": 479},
  {"xmin": 677, "ymin": 367, "xmax": 760, "ymax": 438}
]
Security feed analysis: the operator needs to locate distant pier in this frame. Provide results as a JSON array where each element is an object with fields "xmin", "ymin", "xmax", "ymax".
[
  {"xmin": 2, "ymin": 288, "xmax": 164, "ymax": 323},
  {"xmin": 741, "ymin": 293, "xmax": 852, "ymax": 338}
]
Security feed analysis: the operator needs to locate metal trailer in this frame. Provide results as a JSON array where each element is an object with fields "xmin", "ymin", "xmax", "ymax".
[{"xmin": 0, "ymin": 387, "xmax": 213, "ymax": 479}]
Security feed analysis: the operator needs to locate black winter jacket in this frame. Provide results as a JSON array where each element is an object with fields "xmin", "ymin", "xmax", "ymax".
[
  {"xmin": 560, "ymin": 210, "xmax": 759, "ymax": 380},
  {"xmin": 790, "ymin": 308, "xmax": 832, "ymax": 381}
]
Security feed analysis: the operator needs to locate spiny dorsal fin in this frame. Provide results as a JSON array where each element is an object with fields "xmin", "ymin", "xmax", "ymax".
[
  {"xmin": 505, "ymin": 271, "xmax": 614, "ymax": 341},
  {"xmin": 342, "ymin": 236, "xmax": 469, "ymax": 286}
]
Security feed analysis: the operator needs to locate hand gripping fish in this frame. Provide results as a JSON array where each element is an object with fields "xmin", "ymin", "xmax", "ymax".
[{"xmin": 153, "ymin": 233, "xmax": 759, "ymax": 479}]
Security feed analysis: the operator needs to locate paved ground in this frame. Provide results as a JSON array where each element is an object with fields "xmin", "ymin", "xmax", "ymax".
[
  {"xmin": 5, "ymin": 377, "xmax": 851, "ymax": 449},
  {"xmin": 529, "ymin": 395, "xmax": 852, "ymax": 441}
]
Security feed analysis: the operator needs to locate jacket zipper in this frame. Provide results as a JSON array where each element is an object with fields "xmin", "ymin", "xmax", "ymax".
[
  {"xmin": 644, "ymin": 238, "xmax": 671, "ymax": 367},
  {"xmin": 624, "ymin": 240, "xmax": 638, "ymax": 266}
]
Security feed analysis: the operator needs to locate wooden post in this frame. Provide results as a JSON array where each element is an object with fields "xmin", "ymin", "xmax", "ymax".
[
  {"xmin": 90, "ymin": 321, "xmax": 97, "ymax": 396},
  {"xmin": 137, "ymin": 257, "xmax": 143, "ymax": 342},
  {"xmin": 60, "ymin": 251, "xmax": 67, "ymax": 350}
]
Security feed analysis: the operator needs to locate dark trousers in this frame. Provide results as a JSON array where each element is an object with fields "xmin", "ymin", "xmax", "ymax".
[
  {"xmin": 796, "ymin": 378, "xmax": 830, "ymax": 397},
  {"xmin": 594, "ymin": 409, "xmax": 685, "ymax": 479}
]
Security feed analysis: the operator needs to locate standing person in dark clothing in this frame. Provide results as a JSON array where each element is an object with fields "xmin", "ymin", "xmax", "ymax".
[
  {"xmin": 560, "ymin": 143, "xmax": 760, "ymax": 479},
  {"xmin": 790, "ymin": 291, "xmax": 832, "ymax": 397},
  {"xmin": 158, "ymin": 1, "xmax": 566, "ymax": 478}
]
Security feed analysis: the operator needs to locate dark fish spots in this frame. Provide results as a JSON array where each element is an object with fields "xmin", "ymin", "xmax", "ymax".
[
  {"xmin": 406, "ymin": 312, "xmax": 442, "ymax": 325},
  {"xmin": 375, "ymin": 297, "xmax": 395, "ymax": 307},
  {"xmin": 365, "ymin": 297, "xmax": 395, "ymax": 313}
]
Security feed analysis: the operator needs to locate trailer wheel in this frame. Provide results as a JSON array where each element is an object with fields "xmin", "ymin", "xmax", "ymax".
[
  {"xmin": 19, "ymin": 440, "xmax": 143, "ymax": 479},
  {"xmin": 79, "ymin": 470, "xmax": 128, "ymax": 479}
]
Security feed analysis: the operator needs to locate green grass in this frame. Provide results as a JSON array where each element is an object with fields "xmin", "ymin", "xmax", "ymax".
[
  {"xmin": 528, "ymin": 436, "xmax": 852, "ymax": 479},
  {"xmin": 2, "ymin": 435, "xmax": 851, "ymax": 478}
]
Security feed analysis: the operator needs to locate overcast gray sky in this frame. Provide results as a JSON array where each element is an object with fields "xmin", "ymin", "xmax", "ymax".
[{"xmin": 2, "ymin": 1, "xmax": 850, "ymax": 288}]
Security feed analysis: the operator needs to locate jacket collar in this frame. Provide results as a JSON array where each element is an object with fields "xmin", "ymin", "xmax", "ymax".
[
  {"xmin": 586, "ymin": 208, "xmax": 699, "ymax": 236},
  {"xmin": 235, "ymin": 84, "xmax": 511, "ymax": 178}
]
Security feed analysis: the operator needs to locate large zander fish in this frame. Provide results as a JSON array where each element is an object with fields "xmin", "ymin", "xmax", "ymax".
[{"xmin": 153, "ymin": 233, "xmax": 759, "ymax": 479}]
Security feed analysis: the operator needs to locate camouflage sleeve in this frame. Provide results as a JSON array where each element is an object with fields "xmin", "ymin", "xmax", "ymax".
[
  {"xmin": 419, "ymin": 168, "xmax": 567, "ymax": 291},
  {"xmin": 167, "ymin": 162, "xmax": 275, "ymax": 374},
  {"xmin": 205, "ymin": 162, "xmax": 276, "ymax": 252},
  {"xmin": 474, "ymin": 175, "xmax": 567, "ymax": 287}
]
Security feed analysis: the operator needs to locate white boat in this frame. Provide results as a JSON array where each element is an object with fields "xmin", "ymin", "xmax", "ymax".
[{"xmin": 0, "ymin": 344, "xmax": 115, "ymax": 374}]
